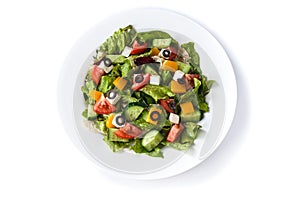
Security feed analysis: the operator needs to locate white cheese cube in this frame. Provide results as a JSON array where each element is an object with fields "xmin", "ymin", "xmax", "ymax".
[
  {"xmin": 103, "ymin": 66, "xmax": 113, "ymax": 73},
  {"xmin": 106, "ymin": 94, "xmax": 121, "ymax": 105},
  {"xmin": 150, "ymin": 75, "xmax": 161, "ymax": 85},
  {"xmin": 173, "ymin": 70, "xmax": 185, "ymax": 81},
  {"xmin": 169, "ymin": 113, "xmax": 180, "ymax": 124},
  {"xmin": 112, "ymin": 113, "xmax": 126, "ymax": 128},
  {"xmin": 121, "ymin": 46, "xmax": 132, "ymax": 57}
]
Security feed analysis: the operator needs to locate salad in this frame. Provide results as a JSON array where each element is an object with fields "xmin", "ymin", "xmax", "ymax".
[{"xmin": 81, "ymin": 25, "xmax": 213, "ymax": 158}]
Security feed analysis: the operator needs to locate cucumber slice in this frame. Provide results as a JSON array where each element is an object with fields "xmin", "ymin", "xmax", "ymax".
[
  {"xmin": 107, "ymin": 128, "xmax": 129, "ymax": 142},
  {"xmin": 142, "ymin": 130, "xmax": 164, "ymax": 151},
  {"xmin": 123, "ymin": 103, "xmax": 145, "ymax": 121},
  {"xmin": 152, "ymin": 38, "xmax": 172, "ymax": 48},
  {"xmin": 180, "ymin": 110, "xmax": 201, "ymax": 122},
  {"xmin": 87, "ymin": 104, "xmax": 97, "ymax": 120},
  {"xmin": 143, "ymin": 64, "xmax": 158, "ymax": 75}
]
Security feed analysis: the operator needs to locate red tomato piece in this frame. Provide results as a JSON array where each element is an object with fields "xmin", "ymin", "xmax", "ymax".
[
  {"xmin": 92, "ymin": 65, "xmax": 105, "ymax": 85},
  {"xmin": 184, "ymin": 74, "xmax": 200, "ymax": 90},
  {"xmin": 120, "ymin": 123, "xmax": 142, "ymax": 138},
  {"xmin": 160, "ymin": 99, "xmax": 176, "ymax": 113},
  {"xmin": 167, "ymin": 124, "xmax": 185, "ymax": 142},
  {"xmin": 131, "ymin": 40, "xmax": 148, "ymax": 55},
  {"xmin": 93, "ymin": 94, "xmax": 115, "ymax": 114},
  {"xmin": 114, "ymin": 130, "xmax": 135, "ymax": 139},
  {"xmin": 132, "ymin": 74, "xmax": 150, "ymax": 91}
]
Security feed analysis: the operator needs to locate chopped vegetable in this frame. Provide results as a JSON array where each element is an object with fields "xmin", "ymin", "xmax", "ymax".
[{"xmin": 82, "ymin": 25, "xmax": 212, "ymax": 158}]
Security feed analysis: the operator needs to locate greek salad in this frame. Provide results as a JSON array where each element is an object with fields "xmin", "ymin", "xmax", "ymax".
[{"xmin": 81, "ymin": 25, "xmax": 213, "ymax": 158}]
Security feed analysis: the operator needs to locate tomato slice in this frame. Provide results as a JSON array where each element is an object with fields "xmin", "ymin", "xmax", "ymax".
[
  {"xmin": 132, "ymin": 74, "xmax": 150, "ymax": 91},
  {"xmin": 119, "ymin": 123, "xmax": 142, "ymax": 138},
  {"xmin": 93, "ymin": 94, "xmax": 116, "ymax": 114},
  {"xmin": 160, "ymin": 99, "xmax": 175, "ymax": 113},
  {"xmin": 131, "ymin": 40, "xmax": 148, "ymax": 55},
  {"xmin": 184, "ymin": 74, "xmax": 200, "ymax": 90},
  {"xmin": 92, "ymin": 65, "xmax": 105, "ymax": 85},
  {"xmin": 114, "ymin": 130, "xmax": 135, "ymax": 139},
  {"xmin": 167, "ymin": 124, "xmax": 185, "ymax": 142}
]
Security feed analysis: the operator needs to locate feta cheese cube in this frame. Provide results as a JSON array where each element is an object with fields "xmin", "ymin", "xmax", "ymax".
[
  {"xmin": 173, "ymin": 70, "xmax": 185, "ymax": 81},
  {"xmin": 150, "ymin": 75, "xmax": 160, "ymax": 85},
  {"xmin": 112, "ymin": 113, "xmax": 125, "ymax": 128},
  {"xmin": 121, "ymin": 46, "xmax": 132, "ymax": 57},
  {"xmin": 106, "ymin": 92, "xmax": 121, "ymax": 105},
  {"xmin": 169, "ymin": 113, "xmax": 180, "ymax": 124},
  {"xmin": 98, "ymin": 61, "xmax": 113, "ymax": 73}
]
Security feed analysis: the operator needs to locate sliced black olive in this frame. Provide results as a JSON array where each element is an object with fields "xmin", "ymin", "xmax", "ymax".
[
  {"xmin": 134, "ymin": 74, "xmax": 144, "ymax": 83},
  {"xmin": 162, "ymin": 49, "xmax": 170, "ymax": 58},
  {"xmin": 150, "ymin": 111, "xmax": 161, "ymax": 121},
  {"xmin": 107, "ymin": 90, "xmax": 117, "ymax": 99},
  {"xmin": 116, "ymin": 115, "xmax": 126, "ymax": 126},
  {"xmin": 177, "ymin": 77, "xmax": 186, "ymax": 84},
  {"xmin": 169, "ymin": 100, "xmax": 176, "ymax": 110},
  {"xmin": 103, "ymin": 58, "xmax": 112, "ymax": 67}
]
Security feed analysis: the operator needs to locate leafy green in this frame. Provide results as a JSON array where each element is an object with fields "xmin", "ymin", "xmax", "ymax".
[
  {"xmin": 177, "ymin": 61, "xmax": 192, "ymax": 74},
  {"xmin": 137, "ymin": 30, "xmax": 178, "ymax": 48},
  {"xmin": 98, "ymin": 76, "xmax": 115, "ymax": 93},
  {"xmin": 120, "ymin": 61, "xmax": 132, "ymax": 77},
  {"xmin": 94, "ymin": 120, "xmax": 107, "ymax": 134},
  {"xmin": 161, "ymin": 141, "xmax": 192, "ymax": 151},
  {"xmin": 103, "ymin": 135, "xmax": 133, "ymax": 152},
  {"xmin": 160, "ymin": 70, "xmax": 172, "ymax": 85},
  {"xmin": 139, "ymin": 85, "xmax": 175, "ymax": 101},
  {"xmin": 82, "ymin": 109, "xmax": 88, "ymax": 119},
  {"xmin": 100, "ymin": 25, "xmax": 137, "ymax": 54},
  {"xmin": 130, "ymin": 139, "xmax": 163, "ymax": 158},
  {"xmin": 181, "ymin": 42, "xmax": 200, "ymax": 67}
]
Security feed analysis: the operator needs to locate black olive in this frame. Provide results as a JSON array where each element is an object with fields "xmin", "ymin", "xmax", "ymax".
[
  {"xmin": 162, "ymin": 49, "xmax": 170, "ymax": 58},
  {"xmin": 134, "ymin": 74, "xmax": 144, "ymax": 83},
  {"xmin": 169, "ymin": 100, "xmax": 176, "ymax": 110},
  {"xmin": 177, "ymin": 78, "xmax": 186, "ymax": 84},
  {"xmin": 107, "ymin": 90, "xmax": 117, "ymax": 99},
  {"xmin": 150, "ymin": 111, "xmax": 161, "ymax": 121},
  {"xmin": 103, "ymin": 58, "xmax": 112, "ymax": 67},
  {"xmin": 116, "ymin": 115, "xmax": 126, "ymax": 126}
]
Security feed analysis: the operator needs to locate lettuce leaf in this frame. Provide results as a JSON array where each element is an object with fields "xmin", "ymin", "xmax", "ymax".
[
  {"xmin": 139, "ymin": 85, "xmax": 175, "ymax": 101},
  {"xmin": 130, "ymin": 139, "xmax": 163, "ymax": 158},
  {"xmin": 137, "ymin": 30, "xmax": 178, "ymax": 48},
  {"xmin": 98, "ymin": 76, "xmax": 116, "ymax": 93},
  {"xmin": 181, "ymin": 42, "xmax": 200, "ymax": 67},
  {"xmin": 100, "ymin": 25, "xmax": 137, "ymax": 54}
]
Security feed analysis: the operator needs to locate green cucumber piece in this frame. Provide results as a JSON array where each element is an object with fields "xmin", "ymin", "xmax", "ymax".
[
  {"xmin": 180, "ymin": 110, "xmax": 201, "ymax": 122},
  {"xmin": 142, "ymin": 130, "xmax": 164, "ymax": 151},
  {"xmin": 87, "ymin": 104, "xmax": 97, "ymax": 120},
  {"xmin": 177, "ymin": 61, "xmax": 192, "ymax": 74},
  {"xmin": 107, "ymin": 128, "xmax": 129, "ymax": 142},
  {"xmin": 123, "ymin": 103, "xmax": 145, "ymax": 121},
  {"xmin": 143, "ymin": 64, "xmax": 158, "ymax": 75},
  {"xmin": 152, "ymin": 38, "xmax": 172, "ymax": 48}
]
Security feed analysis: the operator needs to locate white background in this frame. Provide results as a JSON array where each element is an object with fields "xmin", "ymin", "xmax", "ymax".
[{"xmin": 0, "ymin": 0, "xmax": 299, "ymax": 199}]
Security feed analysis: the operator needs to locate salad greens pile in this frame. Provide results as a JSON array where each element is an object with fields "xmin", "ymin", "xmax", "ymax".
[{"xmin": 81, "ymin": 25, "xmax": 213, "ymax": 158}]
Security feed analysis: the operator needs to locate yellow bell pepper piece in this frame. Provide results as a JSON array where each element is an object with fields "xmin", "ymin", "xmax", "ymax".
[
  {"xmin": 180, "ymin": 102, "xmax": 194, "ymax": 114},
  {"xmin": 113, "ymin": 77, "xmax": 127, "ymax": 90},
  {"xmin": 88, "ymin": 90, "xmax": 102, "ymax": 101},
  {"xmin": 146, "ymin": 107, "xmax": 162, "ymax": 125},
  {"xmin": 170, "ymin": 80, "xmax": 186, "ymax": 93},
  {"xmin": 150, "ymin": 47, "xmax": 160, "ymax": 56},
  {"xmin": 106, "ymin": 114, "xmax": 115, "ymax": 128},
  {"xmin": 162, "ymin": 60, "xmax": 178, "ymax": 72}
]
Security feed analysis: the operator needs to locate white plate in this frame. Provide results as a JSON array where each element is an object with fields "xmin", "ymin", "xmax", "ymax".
[{"xmin": 58, "ymin": 8, "xmax": 237, "ymax": 180}]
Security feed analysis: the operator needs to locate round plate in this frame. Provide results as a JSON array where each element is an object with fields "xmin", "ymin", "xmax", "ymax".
[{"xmin": 58, "ymin": 8, "xmax": 237, "ymax": 180}]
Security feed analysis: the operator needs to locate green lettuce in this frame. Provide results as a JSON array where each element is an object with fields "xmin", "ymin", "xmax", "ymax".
[
  {"xmin": 139, "ymin": 85, "xmax": 175, "ymax": 101},
  {"xmin": 181, "ymin": 42, "xmax": 200, "ymax": 67},
  {"xmin": 100, "ymin": 25, "xmax": 137, "ymax": 54},
  {"xmin": 98, "ymin": 76, "xmax": 115, "ymax": 93},
  {"xmin": 130, "ymin": 139, "xmax": 163, "ymax": 158},
  {"xmin": 137, "ymin": 30, "xmax": 178, "ymax": 48}
]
